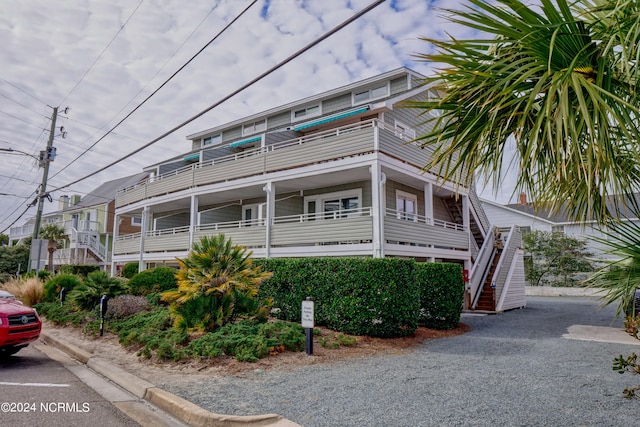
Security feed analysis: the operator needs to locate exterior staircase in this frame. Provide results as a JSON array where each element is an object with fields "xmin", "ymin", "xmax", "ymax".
[{"xmin": 474, "ymin": 247, "xmax": 501, "ymax": 311}]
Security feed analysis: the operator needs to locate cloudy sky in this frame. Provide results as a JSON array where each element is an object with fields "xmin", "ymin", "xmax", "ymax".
[{"xmin": 0, "ymin": 0, "xmax": 515, "ymax": 232}]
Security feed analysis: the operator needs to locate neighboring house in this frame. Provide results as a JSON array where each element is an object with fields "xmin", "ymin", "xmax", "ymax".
[
  {"xmin": 481, "ymin": 194, "xmax": 640, "ymax": 259},
  {"xmin": 9, "ymin": 173, "xmax": 147, "ymax": 270},
  {"xmin": 8, "ymin": 211, "xmax": 63, "ymax": 247},
  {"xmin": 112, "ymin": 68, "xmax": 525, "ymax": 313}
]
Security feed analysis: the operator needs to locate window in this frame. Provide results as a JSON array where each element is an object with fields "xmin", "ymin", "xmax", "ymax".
[
  {"xmin": 305, "ymin": 189, "xmax": 362, "ymax": 220},
  {"xmin": 551, "ymin": 225, "xmax": 565, "ymax": 234},
  {"xmin": 131, "ymin": 217, "xmax": 142, "ymax": 226},
  {"xmin": 323, "ymin": 196, "xmax": 359, "ymax": 219},
  {"xmin": 202, "ymin": 134, "xmax": 221, "ymax": 147},
  {"xmin": 242, "ymin": 120, "xmax": 267, "ymax": 136},
  {"xmin": 242, "ymin": 204, "xmax": 265, "ymax": 226},
  {"xmin": 396, "ymin": 190, "xmax": 417, "ymax": 221},
  {"xmin": 353, "ymin": 84, "xmax": 389, "ymax": 104},
  {"xmin": 293, "ymin": 105, "xmax": 321, "ymax": 121},
  {"xmin": 394, "ymin": 121, "xmax": 416, "ymax": 140}
]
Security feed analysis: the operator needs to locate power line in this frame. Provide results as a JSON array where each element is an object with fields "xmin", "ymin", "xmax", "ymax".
[
  {"xmin": 58, "ymin": 0, "xmax": 145, "ymax": 107},
  {"xmin": 51, "ymin": 0, "xmax": 386, "ymax": 193},
  {"xmin": 0, "ymin": 110, "xmax": 48, "ymax": 130},
  {"xmin": 0, "ymin": 92, "xmax": 49, "ymax": 118},
  {"xmin": 52, "ymin": 1, "xmax": 221, "ymax": 160},
  {"xmin": 0, "ymin": 77, "xmax": 48, "ymax": 106},
  {"xmin": 50, "ymin": 0, "xmax": 255, "ymax": 180}
]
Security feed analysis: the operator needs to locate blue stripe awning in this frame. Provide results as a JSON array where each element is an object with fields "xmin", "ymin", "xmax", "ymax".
[
  {"xmin": 292, "ymin": 106, "xmax": 370, "ymax": 131},
  {"xmin": 229, "ymin": 136, "xmax": 262, "ymax": 148}
]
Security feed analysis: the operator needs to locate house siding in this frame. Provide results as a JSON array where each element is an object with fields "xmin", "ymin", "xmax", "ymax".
[
  {"xmin": 322, "ymin": 94, "xmax": 352, "ymax": 114},
  {"xmin": 200, "ymin": 204, "xmax": 242, "ymax": 225},
  {"xmin": 155, "ymin": 212, "xmax": 190, "ymax": 230},
  {"xmin": 390, "ymin": 76, "xmax": 408, "ymax": 95}
]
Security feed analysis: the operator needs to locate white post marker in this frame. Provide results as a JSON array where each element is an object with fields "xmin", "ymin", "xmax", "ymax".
[{"xmin": 302, "ymin": 298, "xmax": 314, "ymax": 355}]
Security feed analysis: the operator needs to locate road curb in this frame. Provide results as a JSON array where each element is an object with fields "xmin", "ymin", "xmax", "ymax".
[{"xmin": 39, "ymin": 331, "xmax": 298, "ymax": 426}]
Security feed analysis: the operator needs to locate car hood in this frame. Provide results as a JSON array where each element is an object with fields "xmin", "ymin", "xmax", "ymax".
[{"xmin": 0, "ymin": 299, "xmax": 36, "ymax": 316}]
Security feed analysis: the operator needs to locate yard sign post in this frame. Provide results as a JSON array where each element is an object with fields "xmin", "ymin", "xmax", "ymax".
[{"xmin": 301, "ymin": 297, "xmax": 314, "ymax": 355}]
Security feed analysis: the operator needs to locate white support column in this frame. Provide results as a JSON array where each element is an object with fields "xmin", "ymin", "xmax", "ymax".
[
  {"xmin": 370, "ymin": 162, "xmax": 385, "ymax": 258},
  {"xmin": 263, "ymin": 182, "xmax": 275, "ymax": 258},
  {"xmin": 189, "ymin": 195, "xmax": 199, "ymax": 249},
  {"xmin": 110, "ymin": 214, "xmax": 119, "ymax": 276},
  {"xmin": 139, "ymin": 206, "xmax": 149, "ymax": 273},
  {"xmin": 424, "ymin": 182, "xmax": 433, "ymax": 225}
]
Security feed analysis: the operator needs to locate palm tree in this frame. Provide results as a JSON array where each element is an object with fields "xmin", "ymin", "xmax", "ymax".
[
  {"xmin": 162, "ymin": 234, "xmax": 273, "ymax": 332},
  {"xmin": 407, "ymin": 0, "xmax": 640, "ymax": 225},
  {"xmin": 584, "ymin": 221, "xmax": 640, "ymax": 318},
  {"xmin": 39, "ymin": 224, "xmax": 66, "ymax": 272}
]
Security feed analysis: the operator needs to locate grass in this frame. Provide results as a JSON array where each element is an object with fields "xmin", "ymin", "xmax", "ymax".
[{"xmin": 1, "ymin": 277, "xmax": 44, "ymax": 307}]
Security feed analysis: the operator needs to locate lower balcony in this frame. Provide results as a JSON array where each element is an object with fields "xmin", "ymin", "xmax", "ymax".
[{"xmin": 113, "ymin": 207, "xmax": 469, "ymax": 259}]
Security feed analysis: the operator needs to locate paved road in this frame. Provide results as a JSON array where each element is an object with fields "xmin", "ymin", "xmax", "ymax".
[
  {"xmin": 0, "ymin": 344, "xmax": 138, "ymax": 427},
  {"xmin": 163, "ymin": 296, "xmax": 640, "ymax": 426}
]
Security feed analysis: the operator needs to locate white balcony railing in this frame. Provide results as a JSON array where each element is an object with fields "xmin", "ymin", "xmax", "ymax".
[{"xmin": 113, "ymin": 207, "xmax": 472, "ymax": 256}]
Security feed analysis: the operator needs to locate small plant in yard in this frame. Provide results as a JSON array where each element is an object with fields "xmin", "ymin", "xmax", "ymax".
[
  {"xmin": 613, "ymin": 352, "xmax": 640, "ymax": 399},
  {"xmin": 319, "ymin": 333, "xmax": 357, "ymax": 349},
  {"xmin": 162, "ymin": 234, "xmax": 273, "ymax": 333},
  {"xmin": 42, "ymin": 273, "xmax": 82, "ymax": 302},
  {"xmin": 105, "ymin": 295, "xmax": 152, "ymax": 320},
  {"xmin": 68, "ymin": 271, "xmax": 129, "ymax": 311}
]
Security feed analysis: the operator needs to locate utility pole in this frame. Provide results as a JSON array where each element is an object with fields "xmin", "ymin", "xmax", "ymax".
[{"xmin": 31, "ymin": 106, "xmax": 58, "ymax": 241}]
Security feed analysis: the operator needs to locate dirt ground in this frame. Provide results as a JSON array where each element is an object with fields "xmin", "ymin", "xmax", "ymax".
[{"xmin": 40, "ymin": 320, "xmax": 470, "ymax": 384}]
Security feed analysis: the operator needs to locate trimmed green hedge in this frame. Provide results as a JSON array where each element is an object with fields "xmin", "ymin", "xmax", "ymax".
[
  {"xmin": 42, "ymin": 273, "xmax": 83, "ymax": 302},
  {"xmin": 127, "ymin": 267, "xmax": 178, "ymax": 296},
  {"xmin": 122, "ymin": 262, "xmax": 139, "ymax": 279},
  {"xmin": 416, "ymin": 263, "xmax": 464, "ymax": 329},
  {"xmin": 257, "ymin": 257, "xmax": 420, "ymax": 338},
  {"xmin": 256, "ymin": 257, "xmax": 464, "ymax": 337}
]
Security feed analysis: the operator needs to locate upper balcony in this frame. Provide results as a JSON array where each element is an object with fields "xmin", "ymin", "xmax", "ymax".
[{"xmin": 115, "ymin": 119, "xmax": 438, "ymax": 209}]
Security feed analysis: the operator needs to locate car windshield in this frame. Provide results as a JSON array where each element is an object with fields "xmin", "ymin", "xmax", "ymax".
[{"xmin": 0, "ymin": 290, "xmax": 16, "ymax": 299}]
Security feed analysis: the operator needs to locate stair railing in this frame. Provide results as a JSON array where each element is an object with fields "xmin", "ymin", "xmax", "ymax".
[
  {"xmin": 468, "ymin": 185, "xmax": 491, "ymax": 237},
  {"xmin": 468, "ymin": 227, "xmax": 496, "ymax": 308},
  {"xmin": 492, "ymin": 225, "xmax": 521, "ymax": 310}
]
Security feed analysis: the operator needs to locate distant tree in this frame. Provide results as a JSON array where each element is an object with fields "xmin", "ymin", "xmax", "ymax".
[
  {"xmin": 0, "ymin": 244, "xmax": 30, "ymax": 282},
  {"xmin": 523, "ymin": 231, "xmax": 595, "ymax": 287},
  {"xmin": 39, "ymin": 224, "xmax": 66, "ymax": 272},
  {"xmin": 0, "ymin": 233, "xmax": 8, "ymax": 246}
]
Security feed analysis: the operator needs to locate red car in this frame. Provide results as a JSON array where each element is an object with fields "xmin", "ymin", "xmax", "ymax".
[{"xmin": 0, "ymin": 290, "xmax": 42, "ymax": 357}]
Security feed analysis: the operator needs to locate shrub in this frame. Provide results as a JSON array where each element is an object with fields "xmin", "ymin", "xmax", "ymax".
[
  {"xmin": 23, "ymin": 270, "xmax": 52, "ymax": 282},
  {"xmin": 127, "ymin": 267, "xmax": 178, "ymax": 296},
  {"xmin": 68, "ymin": 271, "xmax": 129, "ymax": 311},
  {"xmin": 59, "ymin": 265, "xmax": 100, "ymax": 277},
  {"xmin": 42, "ymin": 274, "xmax": 83, "ymax": 302},
  {"xmin": 416, "ymin": 262, "xmax": 464, "ymax": 330},
  {"xmin": 105, "ymin": 294, "xmax": 152, "ymax": 320},
  {"xmin": 122, "ymin": 262, "xmax": 139, "ymax": 279},
  {"xmin": 1, "ymin": 277, "xmax": 44, "ymax": 306},
  {"xmin": 257, "ymin": 257, "xmax": 420, "ymax": 338},
  {"xmin": 162, "ymin": 235, "xmax": 272, "ymax": 332},
  {"xmin": 186, "ymin": 320, "xmax": 306, "ymax": 362},
  {"xmin": 34, "ymin": 301, "xmax": 88, "ymax": 326}
]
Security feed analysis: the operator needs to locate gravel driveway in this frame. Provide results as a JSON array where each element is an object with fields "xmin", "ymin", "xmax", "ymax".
[{"xmin": 161, "ymin": 296, "xmax": 640, "ymax": 426}]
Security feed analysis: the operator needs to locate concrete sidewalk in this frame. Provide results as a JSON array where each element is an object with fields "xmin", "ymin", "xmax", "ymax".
[{"xmin": 37, "ymin": 331, "xmax": 300, "ymax": 427}]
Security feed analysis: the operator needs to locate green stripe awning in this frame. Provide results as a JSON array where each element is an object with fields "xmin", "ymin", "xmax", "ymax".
[
  {"xmin": 183, "ymin": 153, "xmax": 200, "ymax": 162},
  {"xmin": 229, "ymin": 136, "xmax": 262, "ymax": 148},
  {"xmin": 292, "ymin": 106, "xmax": 370, "ymax": 131}
]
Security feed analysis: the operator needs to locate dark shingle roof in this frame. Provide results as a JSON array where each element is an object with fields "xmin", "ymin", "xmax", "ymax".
[{"xmin": 63, "ymin": 172, "xmax": 148, "ymax": 211}]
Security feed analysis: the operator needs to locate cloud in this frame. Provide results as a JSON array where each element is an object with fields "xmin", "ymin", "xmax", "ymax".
[{"xmin": 0, "ymin": 0, "xmax": 510, "ymax": 231}]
